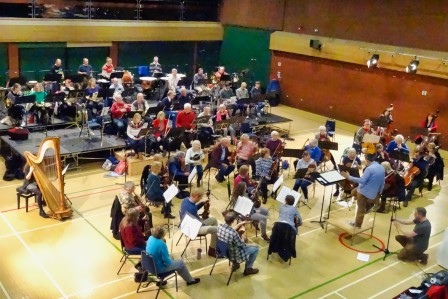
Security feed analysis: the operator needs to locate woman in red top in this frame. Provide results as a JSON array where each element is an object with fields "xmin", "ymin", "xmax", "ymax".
[
  {"xmin": 415, "ymin": 112, "xmax": 439, "ymax": 144},
  {"xmin": 101, "ymin": 57, "xmax": 114, "ymax": 79},
  {"xmin": 111, "ymin": 93, "xmax": 130, "ymax": 136},
  {"xmin": 151, "ymin": 111, "xmax": 170, "ymax": 154},
  {"xmin": 119, "ymin": 208, "xmax": 146, "ymax": 254}
]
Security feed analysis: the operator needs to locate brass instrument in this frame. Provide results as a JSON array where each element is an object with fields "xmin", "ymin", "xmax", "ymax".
[{"xmin": 24, "ymin": 137, "xmax": 72, "ymax": 220}]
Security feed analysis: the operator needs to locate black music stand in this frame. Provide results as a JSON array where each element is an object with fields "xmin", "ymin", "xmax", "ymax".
[
  {"xmin": 165, "ymin": 127, "xmax": 185, "ymax": 154},
  {"xmin": 220, "ymin": 74, "xmax": 231, "ymax": 82},
  {"xmin": 44, "ymin": 93, "xmax": 65, "ymax": 133},
  {"xmin": 197, "ymin": 79, "xmax": 212, "ymax": 85},
  {"xmin": 153, "ymin": 72, "xmax": 166, "ymax": 79},
  {"xmin": 44, "ymin": 73, "xmax": 62, "ymax": 82},
  {"xmin": 203, "ymin": 161, "xmax": 220, "ymax": 201},
  {"xmin": 145, "ymin": 106, "xmax": 159, "ymax": 119},
  {"xmin": 318, "ymin": 140, "xmax": 338, "ymax": 151},
  {"xmin": 138, "ymin": 127, "xmax": 156, "ymax": 156},
  {"xmin": 192, "ymin": 115, "xmax": 210, "ymax": 140},
  {"xmin": 191, "ymin": 95, "xmax": 211, "ymax": 105},
  {"xmin": 281, "ymin": 148, "xmax": 305, "ymax": 177},
  {"xmin": 294, "ymin": 168, "xmax": 312, "ymax": 209},
  {"xmin": 98, "ymin": 88, "xmax": 115, "ymax": 100},
  {"xmin": 310, "ymin": 170, "xmax": 346, "ymax": 229},
  {"xmin": 123, "ymin": 111, "xmax": 144, "ymax": 119},
  {"xmin": 68, "ymin": 89, "xmax": 85, "ymax": 100},
  {"xmin": 388, "ymin": 151, "xmax": 410, "ymax": 163},
  {"xmin": 14, "ymin": 94, "xmax": 36, "ymax": 129},
  {"xmin": 110, "ymin": 72, "xmax": 124, "ymax": 80},
  {"xmin": 68, "ymin": 74, "xmax": 86, "ymax": 84}
]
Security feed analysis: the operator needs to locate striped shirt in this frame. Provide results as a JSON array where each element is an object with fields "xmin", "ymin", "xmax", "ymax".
[{"xmin": 255, "ymin": 157, "xmax": 273, "ymax": 177}]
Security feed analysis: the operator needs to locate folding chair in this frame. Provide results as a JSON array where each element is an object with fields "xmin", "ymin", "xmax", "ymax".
[
  {"xmin": 117, "ymin": 237, "xmax": 142, "ymax": 275},
  {"xmin": 137, "ymin": 251, "xmax": 178, "ymax": 298},
  {"xmin": 325, "ymin": 119, "xmax": 336, "ymax": 141},
  {"xmin": 175, "ymin": 211, "xmax": 208, "ymax": 257},
  {"xmin": 209, "ymin": 239, "xmax": 237, "ymax": 286}
]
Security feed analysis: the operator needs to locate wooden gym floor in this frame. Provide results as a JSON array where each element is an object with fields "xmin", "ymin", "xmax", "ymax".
[{"xmin": 0, "ymin": 105, "xmax": 446, "ymax": 299}]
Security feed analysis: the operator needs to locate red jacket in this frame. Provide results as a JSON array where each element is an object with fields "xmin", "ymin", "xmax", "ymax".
[
  {"xmin": 234, "ymin": 175, "xmax": 254, "ymax": 190},
  {"xmin": 111, "ymin": 102, "xmax": 130, "ymax": 119},
  {"xmin": 176, "ymin": 111, "xmax": 196, "ymax": 129},
  {"xmin": 153, "ymin": 118, "xmax": 168, "ymax": 137},
  {"xmin": 120, "ymin": 225, "xmax": 146, "ymax": 249}
]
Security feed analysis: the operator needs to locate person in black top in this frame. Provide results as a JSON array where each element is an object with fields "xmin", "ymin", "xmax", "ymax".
[
  {"xmin": 78, "ymin": 58, "xmax": 93, "ymax": 78},
  {"xmin": 157, "ymin": 90, "xmax": 175, "ymax": 113},
  {"xmin": 23, "ymin": 164, "xmax": 49, "ymax": 218},
  {"xmin": 50, "ymin": 58, "xmax": 64, "ymax": 80},
  {"xmin": 175, "ymin": 87, "xmax": 193, "ymax": 110},
  {"xmin": 145, "ymin": 161, "xmax": 175, "ymax": 219},
  {"xmin": 393, "ymin": 207, "xmax": 431, "ymax": 265},
  {"xmin": 404, "ymin": 147, "xmax": 430, "ymax": 207}
]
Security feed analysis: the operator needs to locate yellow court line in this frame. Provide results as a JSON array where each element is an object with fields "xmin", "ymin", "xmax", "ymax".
[
  {"xmin": 0, "ymin": 212, "xmax": 68, "ymax": 298},
  {"xmin": 0, "ymin": 281, "xmax": 12, "ymax": 299},
  {"xmin": 367, "ymin": 264, "xmax": 439, "ymax": 299},
  {"xmin": 318, "ymin": 241, "xmax": 442, "ymax": 299}
]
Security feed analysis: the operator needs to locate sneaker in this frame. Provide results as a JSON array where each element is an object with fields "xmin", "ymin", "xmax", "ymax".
[
  {"xmin": 420, "ymin": 254, "xmax": 428, "ymax": 265},
  {"xmin": 187, "ymin": 278, "xmax": 200, "ymax": 286},
  {"xmin": 243, "ymin": 268, "xmax": 259, "ymax": 276},
  {"xmin": 164, "ymin": 214, "xmax": 175, "ymax": 219}
]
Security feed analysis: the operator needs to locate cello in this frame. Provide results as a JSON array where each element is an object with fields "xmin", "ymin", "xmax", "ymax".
[{"xmin": 122, "ymin": 70, "xmax": 133, "ymax": 88}]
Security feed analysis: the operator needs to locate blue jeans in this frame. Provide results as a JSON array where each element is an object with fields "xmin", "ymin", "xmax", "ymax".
[
  {"xmin": 113, "ymin": 118, "xmax": 127, "ymax": 134},
  {"xmin": 159, "ymin": 259, "xmax": 194, "ymax": 283},
  {"xmin": 189, "ymin": 164, "xmax": 203, "ymax": 182},
  {"xmin": 244, "ymin": 245, "xmax": 259, "ymax": 269},
  {"xmin": 125, "ymin": 245, "xmax": 146, "ymax": 255},
  {"xmin": 127, "ymin": 137, "xmax": 145, "ymax": 154},
  {"xmin": 293, "ymin": 179, "xmax": 312, "ymax": 199},
  {"xmin": 218, "ymin": 164, "xmax": 235, "ymax": 179}
]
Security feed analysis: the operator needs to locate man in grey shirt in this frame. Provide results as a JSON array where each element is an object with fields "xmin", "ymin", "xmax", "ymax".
[{"xmin": 393, "ymin": 207, "xmax": 431, "ymax": 265}]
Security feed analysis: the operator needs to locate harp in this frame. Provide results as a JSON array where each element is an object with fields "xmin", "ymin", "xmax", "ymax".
[{"xmin": 24, "ymin": 137, "xmax": 72, "ymax": 220}]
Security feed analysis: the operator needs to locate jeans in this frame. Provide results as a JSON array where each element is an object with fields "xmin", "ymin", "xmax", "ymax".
[
  {"xmin": 159, "ymin": 259, "xmax": 194, "ymax": 283},
  {"xmin": 293, "ymin": 179, "xmax": 312, "ymax": 199},
  {"xmin": 405, "ymin": 178, "xmax": 423, "ymax": 201},
  {"xmin": 189, "ymin": 164, "xmax": 203, "ymax": 182},
  {"xmin": 199, "ymin": 217, "xmax": 218, "ymax": 248},
  {"xmin": 395, "ymin": 235, "xmax": 426, "ymax": 262},
  {"xmin": 250, "ymin": 207, "xmax": 269, "ymax": 235},
  {"xmin": 217, "ymin": 164, "xmax": 235, "ymax": 180},
  {"xmin": 127, "ymin": 137, "xmax": 145, "ymax": 154},
  {"xmin": 113, "ymin": 118, "xmax": 127, "ymax": 134},
  {"xmin": 244, "ymin": 245, "xmax": 259, "ymax": 269},
  {"xmin": 125, "ymin": 245, "xmax": 146, "ymax": 255}
]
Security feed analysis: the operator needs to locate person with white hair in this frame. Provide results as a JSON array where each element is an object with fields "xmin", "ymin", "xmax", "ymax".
[
  {"xmin": 185, "ymin": 140, "xmax": 205, "ymax": 187},
  {"xmin": 305, "ymin": 139, "xmax": 322, "ymax": 164},
  {"xmin": 109, "ymin": 77, "xmax": 124, "ymax": 93},
  {"xmin": 110, "ymin": 92, "xmax": 130, "ymax": 136},
  {"xmin": 385, "ymin": 134, "xmax": 410, "ymax": 155},
  {"xmin": 333, "ymin": 147, "xmax": 361, "ymax": 197},
  {"xmin": 265, "ymin": 131, "xmax": 282, "ymax": 157},
  {"xmin": 176, "ymin": 87, "xmax": 193, "ymax": 110},
  {"xmin": 167, "ymin": 68, "xmax": 181, "ymax": 91},
  {"xmin": 315, "ymin": 125, "xmax": 338, "ymax": 169},
  {"xmin": 117, "ymin": 181, "xmax": 148, "ymax": 214},
  {"xmin": 234, "ymin": 82, "xmax": 249, "ymax": 116},
  {"xmin": 210, "ymin": 137, "xmax": 235, "ymax": 182},
  {"xmin": 149, "ymin": 56, "xmax": 162, "ymax": 75},
  {"xmin": 175, "ymin": 103, "xmax": 196, "ymax": 148},
  {"xmin": 168, "ymin": 151, "xmax": 190, "ymax": 197}
]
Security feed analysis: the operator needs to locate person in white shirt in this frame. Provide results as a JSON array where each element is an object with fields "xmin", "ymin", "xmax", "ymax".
[
  {"xmin": 126, "ymin": 113, "xmax": 146, "ymax": 156},
  {"xmin": 167, "ymin": 68, "xmax": 181, "ymax": 92},
  {"xmin": 292, "ymin": 150, "xmax": 317, "ymax": 201},
  {"xmin": 185, "ymin": 140, "xmax": 205, "ymax": 187}
]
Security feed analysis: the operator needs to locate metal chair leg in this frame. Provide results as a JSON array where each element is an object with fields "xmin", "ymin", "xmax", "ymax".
[
  {"xmin": 209, "ymin": 256, "xmax": 219, "ymax": 275},
  {"xmin": 117, "ymin": 255, "xmax": 127, "ymax": 274}
]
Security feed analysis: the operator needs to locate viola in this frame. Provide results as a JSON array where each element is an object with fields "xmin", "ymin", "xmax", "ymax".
[{"xmin": 201, "ymin": 201, "xmax": 210, "ymax": 220}]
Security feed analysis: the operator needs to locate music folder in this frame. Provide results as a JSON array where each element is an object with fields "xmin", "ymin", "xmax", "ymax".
[
  {"xmin": 337, "ymin": 165, "xmax": 360, "ymax": 178},
  {"xmin": 163, "ymin": 184, "xmax": 179, "ymax": 203},
  {"xmin": 388, "ymin": 150, "xmax": 410, "ymax": 162},
  {"xmin": 313, "ymin": 170, "xmax": 345, "ymax": 186},
  {"xmin": 294, "ymin": 168, "xmax": 309, "ymax": 179},
  {"xmin": 318, "ymin": 140, "xmax": 338, "ymax": 151},
  {"xmin": 281, "ymin": 148, "xmax": 304, "ymax": 158},
  {"xmin": 362, "ymin": 133, "xmax": 381, "ymax": 143}
]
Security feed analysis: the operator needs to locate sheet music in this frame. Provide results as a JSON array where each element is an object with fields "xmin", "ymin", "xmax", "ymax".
[
  {"xmin": 233, "ymin": 196, "xmax": 254, "ymax": 216},
  {"xmin": 276, "ymin": 186, "xmax": 301, "ymax": 206},
  {"xmin": 273, "ymin": 174, "xmax": 284, "ymax": 192},
  {"xmin": 101, "ymin": 107, "xmax": 110, "ymax": 116},
  {"xmin": 362, "ymin": 133, "xmax": 381, "ymax": 143},
  {"xmin": 320, "ymin": 170, "xmax": 345, "ymax": 184},
  {"xmin": 188, "ymin": 166, "xmax": 197, "ymax": 184},
  {"xmin": 180, "ymin": 213, "xmax": 203, "ymax": 240},
  {"xmin": 163, "ymin": 184, "xmax": 179, "ymax": 203}
]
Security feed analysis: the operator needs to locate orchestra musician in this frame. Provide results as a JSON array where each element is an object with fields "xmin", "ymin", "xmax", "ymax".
[
  {"xmin": 265, "ymin": 131, "xmax": 282, "ymax": 158},
  {"xmin": 210, "ymin": 137, "xmax": 236, "ymax": 183},
  {"xmin": 341, "ymin": 153, "xmax": 385, "ymax": 228},
  {"xmin": 23, "ymin": 164, "xmax": 48, "ymax": 218},
  {"xmin": 375, "ymin": 143, "xmax": 390, "ymax": 164},
  {"xmin": 149, "ymin": 56, "xmax": 162, "ymax": 75},
  {"xmin": 217, "ymin": 211, "xmax": 260, "ymax": 275},
  {"xmin": 119, "ymin": 208, "xmax": 147, "ymax": 255},
  {"xmin": 126, "ymin": 112, "xmax": 146, "ymax": 157},
  {"xmin": 131, "ymin": 92, "xmax": 147, "ymax": 112},
  {"xmin": 278, "ymin": 195, "xmax": 303, "ymax": 234},
  {"xmin": 403, "ymin": 146, "xmax": 430, "ymax": 207},
  {"xmin": 333, "ymin": 147, "xmax": 362, "ymax": 197},
  {"xmin": 146, "ymin": 226, "xmax": 200, "ymax": 285},
  {"xmin": 377, "ymin": 161, "xmax": 400, "ymax": 213},
  {"xmin": 197, "ymin": 106, "xmax": 214, "ymax": 147},
  {"xmin": 255, "ymin": 147, "xmax": 277, "ymax": 204},
  {"xmin": 1, "ymin": 83, "xmax": 23, "ymax": 126},
  {"xmin": 185, "ymin": 140, "xmax": 205, "ymax": 188},
  {"xmin": 167, "ymin": 68, "xmax": 181, "ymax": 92},
  {"xmin": 180, "ymin": 188, "xmax": 218, "ymax": 257},
  {"xmin": 101, "ymin": 57, "xmax": 114, "ymax": 79},
  {"xmin": 146, "ymin": 161, "xmax": 175, "ymax": 219},
  {"xmin": 420, "ymin": 142, "xmax": 444, "ymax": 192},
  {"xmin": 234, "ymin": 82, "xmax": 249, "ymax": 116},
  {"xmin": 215, "ymin": 66, "xmax": 227, "ymax": 79},
  {"xmin": 236, "ymin": 134, "xmax": 258, "ymax": 177},
  {"xmin": 193, "ymin": 67, "xmax": 206, "ymax": 86},
  {"xmin": 315, "ymin": 126, "xmax": 337, "ymax": 169},
  {"xmin": 157, "ymin": 90, "xmax": 175, "ymax": 113},
  {"xmin": 175, "ymin": 87, "xmax": 193, "ymax": 110},
  {"xmin": 168, "ymin": 151, "xmax": 190, "ymax": 197},
  {"xmin": 117, "ymin": 181, "xmax": 150, "ymax": 214},
  {"xmin": 250, "ymin": 81, "xmax": 262, "ymax": 98},
  {"xmin": 305, "ymin": 139, "xmax": 322, "ymax": 165},
  {"xmin": 215, "ymin": 104, "xmax": 236, "ymax": 143},
  {"xmin": 49, "ymin": 58, "xmax": 64, "ymax": 80},
  {"xmin": 111, "ymin": 92, "xmax": 130, "ymax": 136},
  {"xmin": 230, "ymin": 182, "xmax": 270, "ymax": 241},
  {"xmin": 219, "ymin": 83, "xmax": 234, "ymax": 102},
  {"xmin": 29, "ymin": 83, "xmax": 49, "ymax": 124},
  {"xmin": 151, "ymin": 111, "xmax": 170, "ymax": 154},
  {"xmin": 109, "ymin": 77, "xmax": 124, "ymax": 94},
  {"xmin": 415, "ymin": 112, "xmax": 438, "ymax": 144},
  {"xmin": 353, "ymin": 119, "xmax": 373, "ymax": 152},
  {"xmin": 175, "ymin": 103, "xmax": 196, "ymax": 149},
  {"xmin": 233, "ymin": 165, "xmax": 255, "ymax": 193},
  {"xmin": 292, "ymin": 150, "xmax": 317, "ymax": 203},
  {"xmin": 77, "ymin": 58, "xmax": 93, "ymax": 78},
  {"xmin": 385, "ymin": 134, "xmax": 410, "ymax": 155},
  {"xmin": 85, "ymin": 77, "xmax": 101, "ymax": 120}
]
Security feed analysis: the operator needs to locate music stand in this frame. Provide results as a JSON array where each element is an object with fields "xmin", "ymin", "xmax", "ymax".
[
  {"xmin": 14, "ymin": 94, "xmax": 36, "ymax": 129},
  {"xmin": 318, "ymin": 140, "xmax": 338, "ymax": 151},
  {"xmin": 68, "ymin": 74, "xmax": 86, "ymax": 84},
  {"xmin": 138, "ymin": 127, "xmax": 156, "ymax": 156},
  {"xmin": 44, "ymin": 93, "xmax": 65, "ymax": 132},
  {"xmin": 153, "ymin": 72, "xmax": 166, "ymax": 79},
  {"xmin": 97, "ymin": 87, "xmax": 115, "ymax": 99},
  {"xmin": 220, "ymin": 74, "xmax": 231, "ymax": 82},
  {"xmin": 310, "ymin": 170, "xmax": 346, "ymax": 229},
  {"xmin": 294, "ymin": 168, "xmax": 312, "ymax": 209},
  {"xmin": 191, "ymin": 95, "xmax": 211, "ymax": 106},
  {"xmin": 110, "ymin": 72, "xmax": 124, "ymax": 80},
  {"xmin": 197, "ymin": 79, "xmax": 212, "ymax": 85},
  {"xmin": 388, "ymin": 151, "xmax": 410, "ymax": 163},
  {"xmin": 371, "ymin": 117, "xmax": 389, "ymax": 129},
  {"xmin": 281, "ymin": 148, "xmax": 305, "ymax": 177},
  {"xmin": 44, "ymin": 73, "xmax": 62, "ymax": 82},
  {"xmin": 165, "ymin": 127, "xmax": 185, "ymax": 154},
  {"xmin": 123, "ymin": 111, "xmax": 144, "ymax": 119}
]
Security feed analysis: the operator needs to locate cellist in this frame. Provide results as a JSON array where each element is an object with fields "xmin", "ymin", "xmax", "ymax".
[
  {"xmin": 403, "ymin": 146, "xmax": 430, "ymax": 207},
  {"xmin": 315, "ymin": 126, "xmax": 337, "ymax": 169}
]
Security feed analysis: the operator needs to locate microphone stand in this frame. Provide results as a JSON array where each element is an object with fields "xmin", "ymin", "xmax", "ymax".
[{"xmin": 373, "ymin": 194, "xmax": 399, "ymax": 260}]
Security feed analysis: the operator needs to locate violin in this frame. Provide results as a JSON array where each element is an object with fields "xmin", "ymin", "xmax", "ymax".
[
  {"xmin": 160, "ymin": 163, "xmax": 170, "ymax": 189},
  {"xmin": 229, "ymin": 150, "xmax": 237, "ymax": 164},
  {"xmin": 201, "ymin": 200, "xmax": 210, "ymax": 220},
  {"xmin": 133, "ymin": 191, "xmax": 153, "ymax": 237}
]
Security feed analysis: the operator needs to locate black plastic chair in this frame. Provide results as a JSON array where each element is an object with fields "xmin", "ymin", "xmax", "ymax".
[
  {"xmin": 209, "ymin": 239, "xmax": 237, "ymax": 286},
  {"xmin": 325, "ymin": 119, "xmax": 336, "ymax": 141},
  {"xmin": 137, "ymin": 251, "xmax": 178, "ymax": 298}
]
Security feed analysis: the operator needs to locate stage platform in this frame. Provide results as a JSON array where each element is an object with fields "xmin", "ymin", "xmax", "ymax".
[
  {"xmin": 0, "ymin": 118, "xmax": 68, "ymax": 135},
  {"xmin": 248, "ymin": 113, "xmax": 293, "ymax": 135},
  {"xmin": 0, "ymin": 128, "xmax": 126, "ymax": 166}
]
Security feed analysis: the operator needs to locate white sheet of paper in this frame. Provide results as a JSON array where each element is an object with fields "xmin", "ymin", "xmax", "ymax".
[
  {"xmin": 188, "ymin": 166, "xmax": 197, "ymax": 184},
  {"xmin": 276, "ymin": 186, "xmax": 301, "ymax": 206},
  {"xmin": 357, "ymin": 253, "xmax": 370, "ymax": 262},
  {"xmin": 163, "ymin": 184, "xmax": 179, "ymax": 203},
  {"xmin": 273, "ymin": 174, "xmax": 284, "ymax": 192},
  {"xmin": 362, "ymin": 133, "xmax": 381, "ymax": 143},
  {"xmin": 234, "ymin": 196, "xmax": 254, "ymax": 216},
  {"xmin": 320, "ymin": 170, "xmax": 345, "ymax": 184},
  {"xmin": 180, "ymin": 213, "xmax": 203, "ymax": 240}
]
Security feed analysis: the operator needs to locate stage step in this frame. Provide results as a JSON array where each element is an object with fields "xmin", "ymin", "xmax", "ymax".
[{"xmin": 114, "ymin": 150, "xmax": 156, "ymax": 177}]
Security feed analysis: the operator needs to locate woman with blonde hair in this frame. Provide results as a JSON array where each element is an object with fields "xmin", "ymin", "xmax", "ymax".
[
  {"xmin": 151, "ymin": 111, "xmax": 170, "ymax": 154},
  {"xmin": 127, "ymin": 112, "xmax": 145, "ymax": 156},
  {"xmin": 185, "ymin": 140, "xmax": 205, "ymax": 187}
]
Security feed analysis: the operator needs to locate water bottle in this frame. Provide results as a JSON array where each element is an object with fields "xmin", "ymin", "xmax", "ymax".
[{"xmin": 197, "ymin": 248, "xmax": 202, "ymax": 260}]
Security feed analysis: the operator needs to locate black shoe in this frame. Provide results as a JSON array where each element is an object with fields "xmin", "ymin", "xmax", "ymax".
[
  {"xmin": 156, "ymin": 280, "xmax": 168, "ymax": 287},
  {"xmin": 262, "ymin": 198, "xmax": 267, "ymax": 204},
  {"xmin": 164, "ymin": 214, "xmax": 175, "ymax": 219},
  {"xmin": 39, "ymin": 210, "xmax": 49, "ymax": 218},
  {"xmin": 333, "ymin": 190, "xmax": 340, "ymax": 197},
  {"xmin": 187, "ymin": 278, "xmax": 200, "ymax": 286},
  {"xmin": 215, "ymin": 175, "xmax": 224, "ymax": 183}
]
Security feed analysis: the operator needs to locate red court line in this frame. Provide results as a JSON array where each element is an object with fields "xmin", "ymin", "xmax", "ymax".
[
  {"xmin": 1, "ymin": 187, "xmax": 122, "ymax": 213},
  {"xmin": 338, "ymin": 232, "xmax": 385, "ymax": 254}
]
